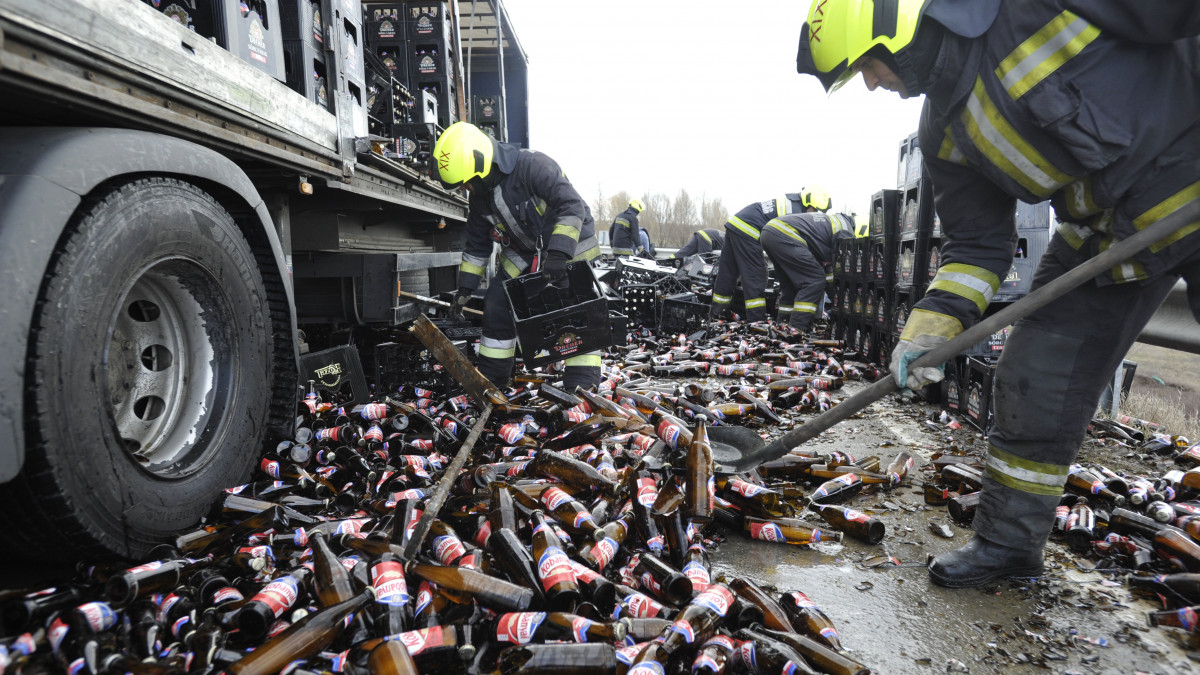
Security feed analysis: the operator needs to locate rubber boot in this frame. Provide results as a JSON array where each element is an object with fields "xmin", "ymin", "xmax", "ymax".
[{"xmin": 927, "ymin": 534, "xmax": 1044, "ymax": 588}]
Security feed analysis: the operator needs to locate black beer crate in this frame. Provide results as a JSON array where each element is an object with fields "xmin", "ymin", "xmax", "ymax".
[
  {"xmin": 280, "ymin": 0, "xmax": 326, "ymax": 47},
  {"xmin": 405, "ymin": 2, "xmax": 451, "ymax": 40},
  {"xmin": 852, "ymin": 238, "xmax": 870, "ymax": 279},
  {"xmin": 871, "ymin": 285, "xmax": 892, "ymax": 330},
  {"xmin": 505, "ymin": 262, "xmax": 615, "ymax": 369},
  {"xmin": 207, "ymin": 0, "xmax": 287, "ymax": 81},
  {"xmin": 963, "ymin": 301, "xmax": 1014, "ymax": 359},
  {"xmin": 369, "ymin": 338, "xmax": 470, "ymax": 396},
  {"xmin": 940, "ymin": 355, "xmax": 967, "ymax": 414},
  {"xmin": 472, "ymin": 94, "xmax": 505, "ymax": 126},
  {"xmin": 994, "ymin": 228, "xmax": 1050, "ymax": 302},
  {"xmin": 621, "ymin": 284, "xmax": 659, "ymax": 329},
  {"xmin": 870, "ymin": 189, "xmax": 900, "ymax": 241},
  {"xmin": 283, "ymin": 39, "xmax": 331, "ymax": 109},
  {"xmin": 384, "ymin": 121, "xmax": 439, "ymax": 168},
  {"xmin": 142, "ymin": 0, "xmax": 219, "ymax": 37},
  {"xmin": 891, "ymin": 287, "xmax": 917, "ymax": 338},
  {"xmin": 659, "ymin": 293, "xmax": 710, "ymax": 337},
  {"xmin": 898, "ymin": 176, "xmax": 937, "ymax": 238},
  {"xmin": 300, "ymin": 343, "xmax": 370, "ymax": 405},
  {"xmin": 363, "ymin": 2, "xmax": 405, "ymax": 21},
  {"xmin": 895, "ymin": 236, "xmax": 929, "ymax": 289},
  {"xmin": 897, "ymin": 131, "xmax": 922, "ymax": 189},
  {"xmin": 964, "ymin": 355, "xmax": 998, "ymax": 431}
]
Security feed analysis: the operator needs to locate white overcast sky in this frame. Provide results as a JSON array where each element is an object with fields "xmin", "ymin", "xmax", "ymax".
[{"xmin": 497, "ymin": 0, "xmax": 926, "ymax": 219}]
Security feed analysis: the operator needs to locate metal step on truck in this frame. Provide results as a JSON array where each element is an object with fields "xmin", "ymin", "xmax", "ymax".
[{"xmin": 0, "ymin": 0, "xmax": 528, "ymax": 560}]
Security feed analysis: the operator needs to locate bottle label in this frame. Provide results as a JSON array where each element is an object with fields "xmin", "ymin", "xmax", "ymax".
[
  {"xmin": 495, "ymin": 612, "xmax": 546, "ymax": 644},
  {"xmin": 261, "ymin": 458, "xmax": 281, "ymax": 477},
  {"xmin": 589, "ymin": 537, "xmax": 618, "ymax": 570},
  {"xmin": 693, "ymin": 585, "xmax": 734, "ymax": 617},
  {"xmin": 538, "ymin": 546, "xmax": 575, "ymax": 591},
  {"xmin": 844, "ymin": 509, "xmax": 869, "ymax": 523},
  {"xmin": 171, "ymin": 615, "xmax": 191, "ymax": 639},
  {"xmin": 703, "ymin": 634, "xmax": 736, "ymax": 651},
  {"xmin": 397, "ymin": 626, "xmax": 442, "ymax": 655},
  {"xmin": 67, "ymin": 658, "xmax": 86, "ymax": 675},
  {"xmin": 1175, "ymin": 608, "xmax": 1200, "ymax": 632},
  {"xmin": 636, "ymin": 478, "xmax": 658, "ymax": 507},
  {"xmin": 226, "ymin": 484, "xmax": 248, "ymax": 494},
  {"xmin": 475, "ymin": 520, "xmax": 492, "ymax": 547},
  {"xmin": 1090, "ymin": 480, "xmax": 1104, "ymax": 494},
  {"xmin": 640, "ymin": 572, "xmax": 662, "ymax": 595},
  {"xmin": 731, "ymin": 478, "xmax": 767, "ymax": 497},
  {"xmin": 667, "ymin": 618, "xmax": 697, "ymax": 644},
  {"xmin": 683, "ymin": 561, "xmax": 711, "ymax": 592},
  {"xmin": 569, "ymin": 559, "xmax": 599, "ymax": 582},
  {"xmin": 364, "ymin": 425, "xmax": 384, "ymax": 443},
  {"xmin": 783, "ymin": 661, "xmax": 804, "ymax": 675},
  {"xmin": 694, "ymin": 655, "xmax": 719, "ymax": 672},
  {"xmin": 334, "ymin": 518, "xmax": 369, "ymax": 535},
  {"xmin": 433, "ymin": 535, "xmax": 466, "ymax": 565},
  {"xmin": 571, "ymin": 616, "xmax": 595, "ymax": 642},
  {"xmin": 414, "ymin": 582, "xmax": 433, "ymax": 616},
  {"xmin": 254, "ymin": 576, "xmax": 299, "ymax": 617},
  {"xmin": 77, "ymin": 602, "xmax": 117, "ymax": 632},
  {"xmin": 541, "ymin": 487, "xmax": 573, "ymax": 512},
  {"xmin": 212, "ymin": 586, "xmax": 244, "ymax": 605},
  {"xmin": 624, "ymin": 592, "xmax": 662, "ymax": 618},
  {"xmin": 573, "ymin": 510, "xmax": 595, "ymax": 530},
  {"xmin": 656, "ymin": 419, "xmax": 683, "ymax": 449},
  {"xmin": 158, "ymin": 593, "xmax": 183, "ymax": 623},
  {"xmin": 361, "ymin": 403, "xmax": 388, "ymax": 420},
  {"xmin": 788, "ymin": 591, "xmax": 817, "ymax": 608},
  {"xmin": 738, "ymin": 641, "xmax": 757, "ymax": 670},
  {"xmin": 48, "ymin": 617, "xmax": 69, "ymax": 652},
  {"xmin": 122, "ymin": 560, "xmax": 165, "ymax": 576},
  {"xmin": 646, "ymin": 535, "xmax": 665, "ymax": 553},
  {"xmin": 616, "ymin": 643, "xmax": 642, "ymax": 665},
  {"xmin": 499, "ymin": 424, "xmax": 526, "ymax": 444},
  {"xmin": 628, "ymin": 663, "xmax": 665, "ymax": 675},
  {"xmin": 750, "ymin": 522, "xmax": 785, "ymax": 543},
  {"xmin": 371, "ymin": 561, "xmax": 410, "ymax": 605},
  {"xmin": 821, "ymin": 626, "xmax": 840, "ymax": 641}
]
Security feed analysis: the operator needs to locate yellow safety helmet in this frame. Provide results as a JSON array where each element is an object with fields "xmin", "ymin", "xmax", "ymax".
[
  {"xmin": 629, "ymin": 199, "xmax": 645, "ymax": 213},
  {"xmin": 795, "ymin": 0, "xmax": 930, "ymax": 93},
  {"xmin": 800, "ymin": 186, "xmax": 832, "ymax": 212},
  {"xmin": 432, "ymin": 122, "xmax": 495, "ymax": 187}
]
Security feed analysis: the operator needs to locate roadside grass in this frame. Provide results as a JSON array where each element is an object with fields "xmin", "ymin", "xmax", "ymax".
[{"xmin": 1116, "ymin": 387, "xmax": 1200, "ymax": 441}]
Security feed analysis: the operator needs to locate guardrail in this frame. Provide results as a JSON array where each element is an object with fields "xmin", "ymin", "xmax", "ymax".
[{"xmin": 1139, "ymin": 280, "xmax": 1198, "ymax": 354}]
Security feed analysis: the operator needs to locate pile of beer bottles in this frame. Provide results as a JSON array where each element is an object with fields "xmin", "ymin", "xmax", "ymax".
[
  {"xmin": 0, "ymin": 321, "xmax": 919, "ymax": 675},
  {"xmin": 925, "ymin": 429, "xmax": 1200, "ymax": 634}
]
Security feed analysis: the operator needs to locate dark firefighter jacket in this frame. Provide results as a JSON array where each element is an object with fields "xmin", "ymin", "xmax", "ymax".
[
  {"xmin": 726, "ymin": 195, "xmax": 808, "ymax": 240},
  {"xmin": 609, "ymin": 205, "xmax": 642, "ymax": 255},
  {"xmin": 673, "ymin": 228, "xmax": 725, "ymax": 258},
  {"xmin": 457, "ymin": 142, "xmax": 596, "ymax": 289},
  {"xmin": 766, "ymin": 212, "xmax": 854, "ymax": 266},
  {"xmin": 907, "ymin": 0, "xmax": 1200, "ymax": 342}
]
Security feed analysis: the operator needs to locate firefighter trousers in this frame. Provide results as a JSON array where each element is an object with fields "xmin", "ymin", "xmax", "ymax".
[
  {"xmin": 760, "ymin": 227, "xmax": 826, "ymax": 331},
  {"xmin": 477, "ymin": 272, "xmax": 602, "ymax": 391},
  {"xmin": 974, "ymin": 237, "xmax": 1200, "ymax": 551},
  {"xmin": 711, "ymin": 228, "xmax": 767, "ymax": 322}
]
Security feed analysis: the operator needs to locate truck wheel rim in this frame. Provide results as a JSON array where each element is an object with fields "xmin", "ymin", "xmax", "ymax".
[{"xmin": 105, "ymin": 258, "xmax": 229, "ymax": 475}]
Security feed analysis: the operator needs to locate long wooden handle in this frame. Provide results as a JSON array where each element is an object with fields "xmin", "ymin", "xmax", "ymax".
[{"xmin": 759, "ymin": 199, "xmax": 1200, "ymax": 459}]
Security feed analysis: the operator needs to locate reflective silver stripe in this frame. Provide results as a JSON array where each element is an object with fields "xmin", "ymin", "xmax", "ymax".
[
  {"xmin": 482, "ymin": 337, "xmax": 517, "ymax": 350},
  {"xmin": 615, "ymin": 217, "xmax": 631, "ymax": 229},
  {"xmin": 573, "ymin": 235, "xmax": 599, "ymax": 257},
  {"xmin": 493, "ymin": 190, "xmax": 537, "ymax": 250},
  {"xmin": 794, "ymin": 302, "xmax": 817, "ymax": 313},
  {"xmin": 745, "ymin": 298, "xmax": 766, "ymax": 309},
  {"xmin": 462, "ymin": 253, "xmax": 489, "ymax": 268},
  {"xmin": 998, "ymin": 15, "xmax": 1095, "ymax": 96},
  {"xmin": 931, "ymin": 269, "xmax": 997, "ymax": 304},
  {"xmin": 712, "ymin": 294, "xmax": 732, "ymax": 304},
  {"xmin": 501, "ymin": 248, "xmax": 530, "ymax": 277},
  {"xmin": 777, "ymin": 306, "xmax": 793, "ymax": 313},
  {"xmin": 986, "ymin": 452, "xmax": 1068, "ymax": 489}
]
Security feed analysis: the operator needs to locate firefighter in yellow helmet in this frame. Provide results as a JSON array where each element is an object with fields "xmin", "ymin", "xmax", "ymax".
[
  {"xmin": 435, "ymin": 122, "xmax": 602, "ymax": 390},
  {"xmin": 760, "ymin": 211, "xmax": 856, "ymax": 332},
  {"xmin": 609, "ymin": 199, "xmax": 646, "ymax": 258},
  {"xmin": 797, "ymin": 0, "xmax": 1200, "ymax": 588},
  {"xmin": 709, "ymin": 186, "xmax": 831, "ymax": 322}
]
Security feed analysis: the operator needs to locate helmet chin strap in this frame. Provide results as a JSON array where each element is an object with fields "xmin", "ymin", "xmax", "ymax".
[{"xmin": 889, "ymin": 17, "xmax": 947, "ymax": 97}]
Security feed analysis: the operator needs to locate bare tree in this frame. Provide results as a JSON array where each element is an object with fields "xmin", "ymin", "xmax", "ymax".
[
  {"xmin": 592, "ymin": 187, "xmax": 611, "ymax": 228},
  {"xmin": 700, "ymin": 194, "xmax": 729, "ymax": 229},
  {"xmin": 607, "ymin": 191, "xmax": 633, "ymax": 224},
  {"xmin": 642, "ymin": 192, "xmax": 670, "ymax": 229}
]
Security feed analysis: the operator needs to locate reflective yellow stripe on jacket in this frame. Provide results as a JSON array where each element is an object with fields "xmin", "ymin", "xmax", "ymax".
[
  {"xmin": 765, "ymin": 219, "xmax": 807, "ymax": 245},
  {"xmin": 727, "ymin": 216, "xmax": 760, "ymax": 241}
]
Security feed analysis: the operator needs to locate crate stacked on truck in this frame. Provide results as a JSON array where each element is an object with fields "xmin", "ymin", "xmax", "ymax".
[{"xmin": 825, "ymin": 131, "xmax": 1054, "ymax": 431}]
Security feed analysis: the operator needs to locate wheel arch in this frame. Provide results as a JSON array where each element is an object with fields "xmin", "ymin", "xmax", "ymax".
[{"xmin": 0, "ymin": 127, "xmax": 299, "ymax": 483}]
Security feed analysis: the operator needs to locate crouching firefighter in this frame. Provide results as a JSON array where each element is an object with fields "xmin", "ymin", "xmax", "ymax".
[
  {"xmin": 761, "ymin": 211, "xmax": 856, "ymax": 331},
  {"xmin": 434, "ymin": 122, "xmax": 603, "ymax": 390}
]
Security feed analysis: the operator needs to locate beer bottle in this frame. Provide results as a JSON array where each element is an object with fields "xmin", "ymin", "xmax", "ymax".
[
  {"xmin": 744, "ymin": 516, "xmax": 839, "ymax": 546},
  {"xmin": 367, "ymin": 553, "xmax": 411, "ymax": 636},
  {"xmin": 650, "ymin": 410, "xmax": 693, "ymax": 451},
  {"xmin": 728, "ymin": 577, "xmax": 793, "ymax": 632},
  {"xmin": 310, "ymin": 531, "xmax": 357, "ymax": 607},
  {"xmin": 940, "ymin": 463, "xmax": 984, "ymax": 492},
  {"xmin": 749, "ymin": 624, "xmax": 872, "ymax": 675},
  {"xmin": 427, "ymin": 520, "xmax": 474, "ymax": 567},
  {"xmin": 756, "ymin": 454, "xmax": 823, "ymax": 481},
  {"xmin": 614, "ymin": 584, "xmax": 669, "ymax": 620},
  {"xmin": 1127, "ymin": 573, "xmax": 1200, "ymax": 605},
  {"xmin": 691, "ymin": 634, "xmax": 737, "ymax": 675},
  {"xmin": 681, "ymin": 537, "xmax": 712, "ymax": 595},
  {"xmin": 732, "ymin": 630, "xmax": 821, "ymax": 674},
  {"xmin": 497, "ymin": 642, "xmax": 618, "ymax": 675},
  {"xmin": 226, "ymin": 588, "xmax": 373, "ymax": 675},
  {"xmin": 808, "ymin": 474, "xmax": 864, "ymax": 505},
  {"xmin": 622, "ymin": 617, "xmax": 672, "ymax": 643},
  {"xmin": 947, "ymin": 491, "xmax": 980, "ymax": 523},
  {"xmin": 105, "ymin": 557, "xmax": 213, "ymax": 607},
  {"xmin": 1146, "ymin": 500, "xmax": 1176, "ymax": 524},
  {"xmin": 657, "ymin": 583, "xmax": 737, "ymax": 654},
  {"xmin": 716, "ymin": 476, "xmax": 792, "ymax": 519},
  {"xmin": 490, "ymin": 611, "xmax": 629, "ymax": 645},
  {"xmin": 367, "ymin": 639, "xmax": 419, "ymax": 675},
  {"xmin": 629, "ymin": 470, "xmax": 666, "ymax": 556},
  {"xmin": 358, "ymin": 623, "xmax": 477, "ymax": 670},
  {"xmin": 884, "ymin": 451, "xmax": 914, "ymax": 486},
  {"xmin": 625, "ymin": 638, "xmax": 672, "ymax": 675},
  {"xmin": 733, "ymin": 389, "xmax": 783, "ymax": 425},
  {"xmin": 538, "ymin": 486, "xmax": 605, "ymax": 542},
  {"xmin": 0, "ymin": 586, "xmax": 84, "ymax": 634},
  {"xmin": 567, "ymin": 560, "xmax": 618, "ymax": 614},
  {"xmin": 529, "ymin": 449, "xmax": 620, "ymax": 497},
  {"xmin": 487, "ymin": 527, "xmax": 545, "ymax": 604},
  {"xmin": 634, "ymin": 554, "xmax": 692, "ymax": 607},
  {"xmin": 235, "ymin": 567, "xmax": 312, "ymax": 642},
  {"xmin": 1067, "ymin": 464, "xmax": 1127, "ymax": 506},
  {"xmin": 1065, "ymin": 497, "xmax": 1097, "ymax": 553},
  {"xmin": 808, "ymin": 502, "xmax": 884, "ymax": 544},
  {"xmin": 656, "ymin": 507, "xmax": 690, "ymax": 570},
  {"xmin": 581, "ymin": 513, "xmax": 633, "ymax": 571},
  {"xmin": 685, "ymin": 420, "xmax": 715, "ymax": 523},
  {"xmin": 408, "ymin": 562, "xmax": 535, "ymax": 613},
  {"xmin": 530, "ymin": 510, "xmax": 582, "ymax": 611},
  {"xmin": 778, "ymin": 591, "xmax": 843, "ymax": 650},
  {"xmin": 1147, "ymin": 606, "xmax": 1199, "ymax": 632}
]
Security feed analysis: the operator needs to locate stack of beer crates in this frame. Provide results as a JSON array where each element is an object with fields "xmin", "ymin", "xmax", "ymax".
[{"xmin": 890, "ymin": 132, "xmax": 939, "ymax": 389}]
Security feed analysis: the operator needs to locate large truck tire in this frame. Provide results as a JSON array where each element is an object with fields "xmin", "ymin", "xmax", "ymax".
[{"xmin": 1, "ymin": 177, "xmax": 275, "ymax": 561}]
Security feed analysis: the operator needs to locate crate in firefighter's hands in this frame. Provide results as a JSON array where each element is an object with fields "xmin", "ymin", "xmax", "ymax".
[{"xmin": 504, "ymin": 262, "xmax": 617, "ymax": 369}]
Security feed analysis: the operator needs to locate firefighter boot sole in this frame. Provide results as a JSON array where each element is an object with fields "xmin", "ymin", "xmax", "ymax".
[{"xmin": 928, "ymin": 535, "xmax": 1044, "ymax": 588}]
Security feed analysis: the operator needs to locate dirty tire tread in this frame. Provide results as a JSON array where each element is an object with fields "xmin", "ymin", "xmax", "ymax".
[{"xmin": 0, "ymin": 177, "xmax": 276, "ymax": 561}]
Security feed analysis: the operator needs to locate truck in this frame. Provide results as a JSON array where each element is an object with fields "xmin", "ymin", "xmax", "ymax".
[{"xmin": 0, "ymin": 0, "xmax": 529, "ymax": 559}]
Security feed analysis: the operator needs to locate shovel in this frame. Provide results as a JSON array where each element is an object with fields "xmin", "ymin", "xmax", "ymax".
[{"xmin": 709, "ymin": 200, "xmax": 1200, "ymax": 473}]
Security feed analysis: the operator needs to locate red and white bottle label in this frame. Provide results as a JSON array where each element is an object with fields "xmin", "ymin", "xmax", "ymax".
[
  {"xmin": 589, "ymin": 538, "xmax": 618, "ymax": 570},
  {"xmin": 537, "ymin": 546, "xmax": 575, "ymax": 591},
  {"xmin": 749, "ymin": 522, "xmax": 785, "ymax": 542},
  {"xmin": 571, "ymin": 616, "xmax": 595, "ymax": 642},
  {"xmin": 495, "ymin": 612, "xmax": 546, "ymax": 644},
  {"xmin": 693, "ymin": 586, "xmax": 734, "ymax": 617},
  {"xmin": 636, "ymin": 478, "xmax": 658, "ymax": 507},
  {"xmin": 433, "ymin": 535, "xmax": 466, "ymax": 565},
  {"xmin": 397, "ymin": 626, "xmax": 442, "ymax": 655},
  {"xmin": 541, "ymin": 487, "xmax": 573, "ymax": 512},
  {"xmin": 371, "ymin": 561, "xmax": 410, "ymax": 605},
  {"xmin": 254, "ymin": 576, "xmax": 299, "ymax": 617},
  {"xmin": 683, "ymin": 561, "xmax": 710, "ymax": 592}
]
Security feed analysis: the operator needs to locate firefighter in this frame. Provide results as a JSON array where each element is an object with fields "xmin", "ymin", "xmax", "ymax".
[
  {"xmin": 669, "ymin": 228, "xmax": 725, "ymax": 259},
  {"xmin": 435, "ymin": 122, "xmax": 602, "ymax": 390},
  {"xmin": 797, "ymin": 0, "xmax": 1200, "ymax": 587},
  {"xmin": 761, "ymin": 211, "xmax": 856, "ymax": 331},
  {"xmin": 709, "ymin": 188, "xmax": 831, "ymax": 322},
  {"xmin": 609, "ymin": 199, "xmax": 645, "ymax": 257}
]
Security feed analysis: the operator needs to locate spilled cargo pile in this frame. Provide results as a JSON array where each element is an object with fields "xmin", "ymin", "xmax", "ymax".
[{"xmin": 1, "ymin": 312, "xmax": 1197, "ymax": 674}]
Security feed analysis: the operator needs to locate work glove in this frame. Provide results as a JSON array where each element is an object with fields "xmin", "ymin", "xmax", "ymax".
[
  {"xmin": 889, "ymin": 333, "xmax": 948, "ymax": 390},
  {"xmin": 449, "ymin": 287, "xmax": 471, "ymax": 321},
  {"xmin": 543, "ymin": 251, "xmax": 570, "ymax": 287}
]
